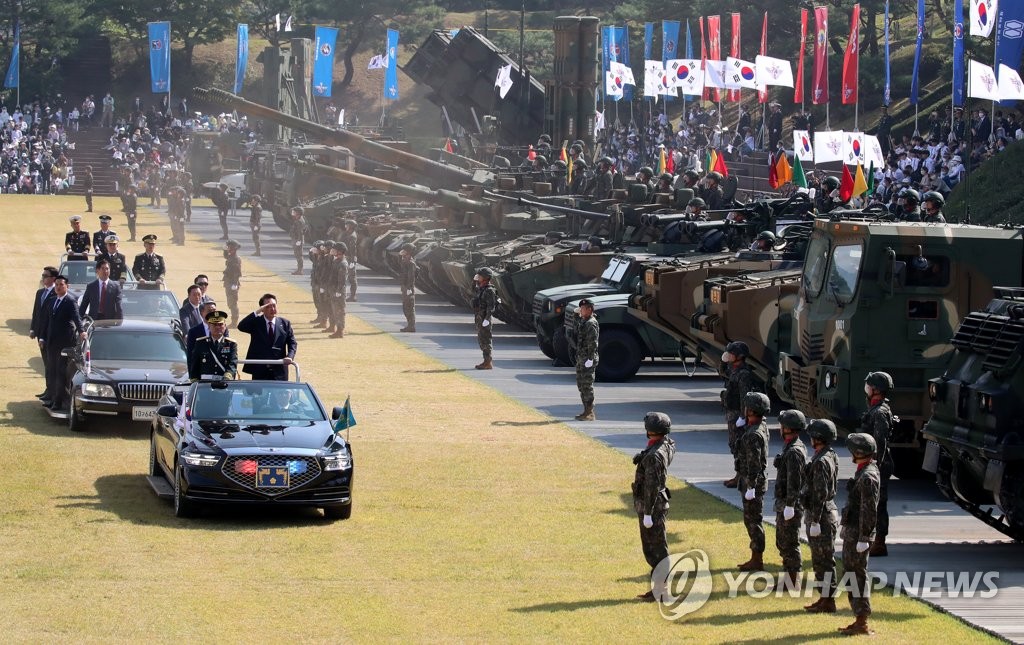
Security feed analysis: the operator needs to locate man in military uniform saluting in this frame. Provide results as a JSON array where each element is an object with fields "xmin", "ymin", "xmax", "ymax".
[
  {"xmin": 862, "ymin": 371, "xmax": 895, "ymax": 557},
  {"xmin": 801, "ymin": 418, "xmax": 841, "ymax": 614},
  {"xmin": 222, "ymin": 239, "xmax": 242, "ymax": 324},
  {"xmin": 92, "ymin": 215, "xmax": 117, "ymax": 254},
  {"xmin": 632, "ymin": 411, "xmax": 676, "ymax": 601},
  {"xmin": 473, "ymin": 267, "xmax": 498, "ymax": 369},
  {"xmin": 98, "ymin": 236, "xmax": 128, "ymax": 283},
  {"xmin": 65, "ymin": 215, "xmax": 91, "ymax": 260},
  {"xmin": 722, "ymin": 341, "xmax": 755, "ymax": 488},
  {"xmin": 774, "ymin": 410, "xmax": 808, "ymax": 589},
  {"xmin": 189, "ymin": 310, "xmax": 237, "ymax": 381},
  {"xmin": 211, "ymin": 183, "xmax": 231, "ymax": 240},
  {"xmin": 289, "ymin": 206, "xmax": 309, "ymax": 275},
  {"xmin": 574, "ymin": 298, "xmax": 599, "ymax": 421},
  {"xmin": 736, "ymin": 392, "xmax": 770, "ymax": 572},
  {"xmin": 133, "ymin": 234, "xmax": 165, "ymax": 289},
  {"xmin": 399, "ymin": 242, "xmax": 418, "ymax": 332},
  {"xmin": 839, "ymin": 433, "xmax": 881, "ymax": 636}
]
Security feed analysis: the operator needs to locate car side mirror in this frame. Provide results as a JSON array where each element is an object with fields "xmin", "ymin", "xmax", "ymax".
[
  {"xmin": 331, "ymin": 406, "xmax": 343, "ymax": 420},
  {"xmin": 157, "ymin": 404, "xmax": 178, "ymax": 417}
]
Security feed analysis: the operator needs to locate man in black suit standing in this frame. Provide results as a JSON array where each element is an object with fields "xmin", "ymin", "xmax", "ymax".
[
  {"xmin": 236, "ymin": 293, "xmax": 297, "ymax": 381},
  {"xmin": 179, "ymin": 284, "xmax": 206, "ymax": 331},
  {"xmin": 30, "ymin": 266, "xmax": 59, "ymax": 398},
  {"xmin": 79, "ymin": 259, "xmax": 124, "ymax": 321},
  {"xmin": 38, "ymin": 275, "xmax": 87, "ymax": 410}
]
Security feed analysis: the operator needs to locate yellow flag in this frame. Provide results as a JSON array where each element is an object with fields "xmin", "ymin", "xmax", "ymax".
[
  {"xmin": 852, "ymin": 162, "xmax": 868, "ymax": 198},
  {"xmin": 707, "ymin": 148, "xmax": 718, "ymax": 174},
  {"xmin": 657, "ymin": 147, "xmax": 667, "ymax": 175}
]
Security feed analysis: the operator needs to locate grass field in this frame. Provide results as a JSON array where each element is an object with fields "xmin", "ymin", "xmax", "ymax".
[{"xmin": 0, "ymin": 196, "xmax": 1000, "ymax": 642}]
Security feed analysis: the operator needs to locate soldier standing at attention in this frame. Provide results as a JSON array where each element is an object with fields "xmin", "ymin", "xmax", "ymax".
[
  {"xmin": 133, "ymin": 234, "xmax": 166, "ymax": 289},
  {"xmin": 249, "ymin": 195, "xmax": 263, "ymax": 256},
  {"xmin": 735, "ymin": 392, "xmax": 770, "ymax": 572},
  {"xmin": 211, "ymin": 183, "xmax": 231, "ymax": 240},
  {"xmin": 222, "ymin": 240, "xmax": 242, "ymax": 324},
  {"xmin": 123, "ymin": 184, "xmax": 138, "ymax": 242},
  {"xmin": 862, "ymin": 371, "xmax": 895, "ymax": 557},
  {"xmin": 721, "ymin": 341, "xmax": 754, "ymax": 488},
  {"xmin": 801, "ymin": 418, "xmax": 841, "ymax": 614},
  {"xmin": 100, "ymin": 236, "xmax": 128, "ymax": 284},
  {"xmin": 309, "ymin": 240, "xmax": 327, "ymax": 326},
  {"xmin": 472, "ymin": 267, "xmax": 497, "ymax": 370},
  {"xmin": 65, "ymin": 215, "xmax": 91, "ymax": 260},
  {"xmin": 341, "ymin": 219, "xmax": 358, "ymax": 301},
  {"xmin": 83, "ymin": 165, "xmax": 94, "ymax": 212},
  {"xmin": 167, "ymin": 185, "xmax": 187, "ymax": 245},
  {"xmin": 574, "ymin": 298, "xmax": 599, "ymax": 421},
  {"xmin": 839, "ymin": 433, "xmax": 881, "ymax": 636},
  {"xmin": 632, "ymin": 412, "xmax": 676, "ymax": 601},
  {"xmin": 399, "ymin": 243, "xmax": 418, "ymax": 332},
  {"xmin": 319, "ymin": 241, "xmax": 338, "ymax": 333},
  {"xmin": 92, "ymin": 215, "xmax": 117, "ymax": 254},
  {"xmin": 289, "ymin": 206, "xmax": 308, "ymax": 275},
  {"xmin": 182, "ymin": 171, "xmax": 194, "ymax": 222},
  {"xmin": 188, "ymin": 310, "xmax": 237, "ymax": 381},
  {"xmin": 774, "ymin": 410, "xmax": 808, "ymax": 590},
  {"xmin": 328, "ymin": 242, "xmax": 349, "ymax": 339},
  {"xmin": 593, "ymin": 157, "xmax": 614, "ymax": 200}
]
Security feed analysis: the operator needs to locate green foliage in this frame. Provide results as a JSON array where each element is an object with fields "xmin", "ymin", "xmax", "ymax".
[
  {"xmin": 0, "ymin": 0, "xmax": 95, "ymax": 99},
  {"xmin": 488, "ymin": 30, "xmax": 553, "ymax": 79},
  {"xmin": 947, "ymin": 141, "xmax": 1024, "ymax": 225}
]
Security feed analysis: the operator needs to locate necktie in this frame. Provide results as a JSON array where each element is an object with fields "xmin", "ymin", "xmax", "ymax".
[
  {"xmin": 98, "ymin": 281, "xmax": 105, "ymax": 315},
  {"xmin": 54, "ymin": 297, "xmax": 62, "ymax": 311},
  {"xmin": 41, "ymin": 287, "xmax": 50, "ymax": 305},
  {"xmin": 267, "ymin": 320, "xmax": 274, "ymax": 341}
]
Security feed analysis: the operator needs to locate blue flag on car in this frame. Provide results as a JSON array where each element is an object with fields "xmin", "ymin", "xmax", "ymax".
[
  {"xmin": 4, "ymin": 22, "xmax": 19, "ymax": 89},
  {"xmin": 312, "ymin": 25, "xmax": 338, "ymax": 97},
  {"xmin": 234, "ymin": 24, "xmax": 248, "ymax": 95},
  {"xmin": 148, "ymin": 22, "xmax": 171, "ymax": 94},
  {"xmin": 384, "ymin": 28, "xmax": 399, "ymax": 100},
  {"xmin": 334, "ymin": 396, "xmax": 357, "ymax": 433}
]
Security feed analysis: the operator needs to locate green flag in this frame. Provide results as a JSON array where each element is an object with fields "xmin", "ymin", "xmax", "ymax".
[
  {"xmin": 333, "ymin": 395, "xmax": 357, "ymax": 433},
  {"xmin": 865, "ymin": 162, "xmax": 875, "ymax": 195},
  {"xmin": 792, "ymin": 155, "xmax": 807, "ymax": 189}
]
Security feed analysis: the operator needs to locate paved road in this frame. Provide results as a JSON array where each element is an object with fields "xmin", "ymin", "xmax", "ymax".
[{"xmin": 188, "ymin": 206, "xmax": 1024, "ymax": 642}]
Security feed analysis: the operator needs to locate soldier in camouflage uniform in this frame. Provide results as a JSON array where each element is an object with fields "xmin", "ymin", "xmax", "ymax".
[
  {"xmin": 574, "ymin": 298, "xmax": 599, "ymax": 421},
  {"xmin": 328, "ymin": 242, "xmax": 349, "ymax": 338},
  {"xmin": 774, "ymin": 410, "xmax": 808, "ymax": 589},
  {"xmin": 122, "ymin": 184, "xmax": 138, "ymax": 242},
  {"xmin": 698, "ymin": 171, "xmax": 726, "ymax": 210},
  {"xmin": 722, "ymin": 340, "xmax": 755, "ymax": 488},
  {"xmin": 211, "ymin": 183, "xmax": 231, "ymax": 240},
  {"xmin": 801, "ymin": 418, "xmax": 841, "ymax": 614},
  {"xmin": 249, "ymin": 195, "xmax": 264, "ymax": 256},
  {"xmin": 632, "ymin": 411, "xmax": 676, "ymax": 601},
  {"xmin": 862, "ymin": 371, "xmax": 894, "ymax": 557},
  {"xmin": 289, "ymin": 206, "xmax": 309, "ymax": 275},
  {"xmin": 182, "ymin": 172, "xmax": 194, "ymax": 222},
  {"xmin": 472, "ymin": 267, "xmax": 497, "ymax": 369},
  {"xmin": 839, "ymin": 433, "xmax": 881, "ymax": 636},
  {"xmin": 309, "ymin": 240, "xmax": 328, "ymax": 326},
  {"xmin": 326, "ymin": 216, "xmax": 346, "ymax": 243},
  {"xmin": 222, "ymin": 239, "xmax": 242, "ymax": 324},
  {"xmin": 399, "ymin": 243, "xmax": 418, "ymax": 332},
  {"xmin": 341, "ymin": 219, "xmax": 359, "ymax": 301},
  {"xmin": 735, "ymin": 391, "xmax": 770, "ymax": 572},
  {"xmin": 167, "ymin": 185, "xmax": 187, "ymax": 245},
  {"xmin": 592, "ymin": 157, "xmax": 614, "ymax": 200},
  {"xmin": 320, "ymin": 241, "xmax": 338, "ymax": 333}
]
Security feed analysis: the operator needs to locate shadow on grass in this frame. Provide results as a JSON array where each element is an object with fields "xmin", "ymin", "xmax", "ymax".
[
  {"xmin": 510, "ymin": 597, "xmax": 640, "ymax": 613},
  {"xmin": 682, "ymin": 608, "xmax": 923, "ymax": 628},
  {"xmin": 606, "ymin": 489, "xmax": 744, "ymax": 524},
  {"xmin": 3, "ymin": 399, "xmax": 149, "ymax": 439}
]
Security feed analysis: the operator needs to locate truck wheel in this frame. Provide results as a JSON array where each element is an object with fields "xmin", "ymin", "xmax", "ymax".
[
  {"xmin": 596, "ymin": 329, "xmax": 643, "ymax": 382},
  {"xmin": 552, "ymin": 327, "xmax": 572, "ymax": 366},
  {"xmin": 536, "ymin": 334, "xmax": 556, "ymax": 360},
  {"xmin": 891, "ymin": 447, "xmax": 925, "ymax": 480}
]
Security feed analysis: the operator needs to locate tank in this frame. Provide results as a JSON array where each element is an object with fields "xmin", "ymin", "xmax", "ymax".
[{"xmin": 922, "ymin": 289, "xmax": 1024, "ymax": 540}]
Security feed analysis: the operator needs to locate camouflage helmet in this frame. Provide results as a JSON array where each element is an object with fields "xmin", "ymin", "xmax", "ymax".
[
  {"xmin": 755, "ymin": 230, "xmax": 777, "ymax": 243},
  {"xmin": 477, "ymin": 266, "xmax": 494, "ymax": 279},
  {"xmin": 807, "ymin": 418, "xmax": 838, "ymax": 443},
  {"xmin": 333, "ymin": 241, "xmax": 349, "ymax": 254},
  {"xmin": 313, "ymin": 239, "xmax": 325, "ymax": 248},
  {"xmin": 922, "ymin": 190, "xmax": 944, "ymax": 207},
  {"xmin": 778, "ymin": 409, "xmax": 807, "ymax": 431},
  {"xmin": 570, "ymin": 142, "xmax": 583, "ymax": 154},
  {"xmin": 846, "ymin": 432, "xmax": 877, "ymax": 457},
  {"xmin": 322, "ymin": 240, "xmax": 336, "ymax": 250},
  {"xmin": 344, "ymin": 218, "xmax": 357, "ymax": 228},
  {"xmin": 683, "ymin": 169, "xmax": 700, "ymax": 181},
  {"xmin": 538, "ymin": 133, "xmax": 552, "ymax": 144},
  {"xmin": 598, "ymin": 156, "xmax": 613, "ymax": 167},
  {"xmin": 659, "ymin": 172, "xmax": 674, "ymax": 183},
  {"xmin": 551, "ymin": 160, "xmax": 568, "ymax": 173},
  {"xmin": 901, "ymin": 188, "xmax": 921, "ymax": 204},
  {"xmin": 865, "ymin": 371, "xmax": 893, "ymax": 393},
  {"xmin": 573, "ymin": 159, "xmax": 588, "ymax": 169},
  {"xmin": 639, "ymin": 166, "xmax": 654, "ymax": 178},
  {"xmin": 744, "ymin": 392, "xmax": 771, "ymax": 416},
  {"xmin": 822, "ymin": 176, "xmax": 841, "ymax": 191},
  {"xmin": 688, "ymin": 197, "xmax": 707, "ymax": 209},
  {"xmin": 725, "ymin": 340, "xmax": 750, "ymax": 357},
  {"xmin": 534, "ymin": 155, "xmax": 548, "ymax": 167},
  {"xmin": 706, "ymin": 171, "xmax": 723, "ymax": 183},
  {"xmin": 643, "ymin": 411, "xmax": 672, "ymax": 434},
  {"xmin": 400, "ymin": 242, "xmax": 416, "ymax": 254}
]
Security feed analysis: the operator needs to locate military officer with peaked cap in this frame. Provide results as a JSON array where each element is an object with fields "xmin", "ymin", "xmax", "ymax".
[
  {"xmin": 98, "ymin": 236, "xmax": 128, "ymax": 283},
  {"xmin": 65, "ymin": 215, "xmax": 91, "ymax": 260},
  {"xmin": 92, "ymin": 215, "xmax": 117, "ymax": 254},
  {"xmin": 189, "ymin": 310, "xmax": 237, "ymax": 381},
  {"xmin": 133, "ymin": 234, "xmax": 166, "ymax": 289}
]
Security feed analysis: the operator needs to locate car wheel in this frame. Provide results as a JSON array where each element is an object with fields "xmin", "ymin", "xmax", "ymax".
[
  {"xmin": 323, "ymin": 502, "xmax": 352, "ymax": 520},
  {"xmin": 173, "ymin": 463, "xmax": 197, "ymax": 518},
  {"xmin": 536, "ymin": 334, "xmax": 556, "ymax": 360},
  {"xmin": 552, "ymin": 327, "xmax": 572, "ymax": 365},
  {"xmin": 68, "ymin": 397, "xmax": 88, "ymax": 432},
  {"xmin": 596, "ymin": 329, "xmax": 643, "ymax": 382}
]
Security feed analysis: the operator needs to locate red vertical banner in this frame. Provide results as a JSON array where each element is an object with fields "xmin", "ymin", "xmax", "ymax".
[
  {"xmin": 841, "ymin": 3, "xmax": 860, "ymax": 105},
  {"xmin": 707, "ymin": 15, "xmax": 721, "ymax": 102},
  {"xmin": 700, "ymin": 17, "xmax": 709, "ymax": 101},
  {"xmin": 811, "ymin": 6, "xmax": 829, "ymax": 105},
  {"xmin": 759, "ymin": 11, "xmax": 769, "ymax": 103},
  {"xmin": 794, "ymin": 9, "xmax": 807, "ymax": 104},
  {"xmin": 728, "ymin": 13, "xmax": 741, "ymax": 102}
]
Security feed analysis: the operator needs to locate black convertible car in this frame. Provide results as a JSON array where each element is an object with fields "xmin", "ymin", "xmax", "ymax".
[{"xmin": 148, "ymin": 379, "xmax": 354, "ymax": 520}]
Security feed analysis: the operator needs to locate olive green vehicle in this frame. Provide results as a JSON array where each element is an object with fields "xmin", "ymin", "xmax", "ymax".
[{"xmin": 922, "ymin": 289, "xmax": 1024, "ymax": 540}]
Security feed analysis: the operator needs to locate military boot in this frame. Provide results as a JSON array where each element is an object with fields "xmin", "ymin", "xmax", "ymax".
[
  {"xmin": 737, "ymin": 550, "xmax": 764, "ymax": 572},
  {"xmin": 399, "ymin": 325, "xmax": 416, "ymax": 332},
  {"xmin": 330, "ymin": 330, "xmax": 345, "ymax": 339},
  {"xmin": 808, "ymin": 597, "xmax": 836, "ymax": 613},
  {"xmin": 869, "ymin": 538, "xmax": 888, "ymax": 557},
  {"xmin": 723, "ymin": 476, "xmax": 738, "ymax": 488},
  {"xmin": 774, "ymin": 570, "xmax": 801, "ymax": 592},
  {"xmin": 575, "ymin": 405, "xmax": 595, "ymax": 421},
  {"xmin": 839, "ymin": 614, "xmax": 874, "ymax": 636},
  {"xmin": 475, "ymin": 358, "xmax": 493, "ymax": 370}
]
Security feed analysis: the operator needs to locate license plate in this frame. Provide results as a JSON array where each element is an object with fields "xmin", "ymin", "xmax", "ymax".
[
  {"xmin": 132, "ymin": 406, "xmax": 158, "ymax": 421},
  {"xmin": 257, "ymin": 466, "xmax": 290, "ymax": 488}
]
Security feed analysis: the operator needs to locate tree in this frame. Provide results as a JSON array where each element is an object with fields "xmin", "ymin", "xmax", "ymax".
[
  {"xmin": 241, "ymin": 0, "xmax": 297, "ymax": 48},
  {"xmin": 0, "ymin": 0, "xmax": 94, "ymax": 98}
]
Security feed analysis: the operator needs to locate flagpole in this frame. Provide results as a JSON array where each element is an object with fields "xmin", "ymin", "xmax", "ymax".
[{"xmin": 991, "ymin": 23, "xmax": 999, "ymax": 143}]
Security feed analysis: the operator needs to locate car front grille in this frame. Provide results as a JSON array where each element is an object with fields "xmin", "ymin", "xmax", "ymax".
[
  {"xmin": 118, "ymin": 382, "xmax": 172, "ymax": 402},
  {"xmin": 222, "ymin": 455, "xmax": 323, "ymax": 496}
]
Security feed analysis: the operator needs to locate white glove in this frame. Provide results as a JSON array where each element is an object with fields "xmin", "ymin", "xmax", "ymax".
[
  {"xmin": 856, "ymin": 541, "xmax": 870, "ymax": 553},
  {"xmin": 349, "ymin": 261, "xmax": 356, "ymax": 268},
  {"xmin": 808, "ymin": 522, "xmax": 821, "ymax": 537},
  {"xmin": 318, "ymin": 288, "xmax": 325, "ymax": 293},
  {"xmin": 481, "ymin": 319, "xmax": 490, "ymax": 327},
  {"xmin": 584, "ymin": 359, "xmax": 594, "ymax": 368},
  {"xmin": 642, "ymin": 515, "xmax": 654, "ymax": 529},
  {"xmin": 334, "ymin": 292, "xmax": 343, "ymax": 298},
  {"xmin": 736, "ymin": 417, "xmax": 746, "ymax": 428},
  {"xmin": 294, "ymin": 241, "xmax": 302, "ymax": 247},
  {"xmin": 230, "ymin": 285, "xmax": 238, "ymax": 291},
  {"xmin": 783, "ymin": 506, "xmax": 795, "ymax": 521},
  {"xmin": 744, "ymin": 488, "xmax": 755, "ymax": 501}
]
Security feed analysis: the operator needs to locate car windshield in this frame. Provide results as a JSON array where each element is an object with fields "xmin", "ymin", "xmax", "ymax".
[
  {"xmin": 90, "ymin": 330, "xmax": 186, "ymax": 362},
  {"xmin": 826, "ymin": 244, "xmax": 864, "ymax": 304},
  {"xmin": 60, "ymin": 261, "xmax": 95, "ymax": 285},
  {"xmin": 191, "ymin": 382, "xmax": 325, "ymax": 422},
  {"xmin": 122, "ymin": 290, "xmax": 180, "ymax": 319},
  {"xmin": 801, "ymin": 234, "xmax": 830, "ymax": 299}
]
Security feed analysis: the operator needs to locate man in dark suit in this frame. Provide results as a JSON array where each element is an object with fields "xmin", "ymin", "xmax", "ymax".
[
  {"xmin": 236, "ymin": 293, "xmax": 297, "ymax": 381},
  {"xmin": 78, "ymin": 259, "xmax": 124, "ymax": 321},
  {"xmin": 30, "ymin": 266, "xmax": 59, "ymax": 398},
  {"xmin": 179, "ymin": 284, "xmax": 206, "ymax": 331},
  {"xmin": 38, "ymin": 275, "xmax": 87, "ymax": 410}
]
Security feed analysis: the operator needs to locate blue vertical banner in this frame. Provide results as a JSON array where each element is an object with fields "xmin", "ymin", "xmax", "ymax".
[
  {"xmin": 4, "ymin": 22, "xmax": 19, "ymax": 89},
  {"xmin": 662, "ymin": 20, "xmax": 680, "ymax": 62},
  {"xmin": 996, "ymin": 1, "xmax": 1024, "ymax": 102},
  {"xmin": 910, "ymin": 0, "xmax": 925, "ymax": 104},
  {"xmin": 644, "ymin": 23, "xmax": 653, "ymax": 61},
  {"xmin": 312, "ymin": 26, "xmax": 338, "ymax": 97},
  {"xmin": 953, "ymin": 0, "xmax": 965, "ymax": 106},
  {"xmin": 233, "ymin": 24, "xmax": 248, "ymax": 95},
  {"xmin": 148, "ymin": 21, "xmax": 171, "ymax": 94},
  {"xmin": 685, "ymin": 20, "xmax": 694, "ymax": 59},
  {"xmin": 884, "ymin": 1, "xmax": 892, "ymax": 105},
  {"xmin": 384, "ymin": 28, "xmax": 399, "ymax": 100},
  {"xmin": 618, "ymin": 25, "xmax": 633, "ymax": 100}
]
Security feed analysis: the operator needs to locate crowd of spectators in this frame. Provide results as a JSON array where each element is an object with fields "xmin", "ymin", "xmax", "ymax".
[{"xmin": 0, "ymin": 98, "xmax": 76, "ymax": 194}]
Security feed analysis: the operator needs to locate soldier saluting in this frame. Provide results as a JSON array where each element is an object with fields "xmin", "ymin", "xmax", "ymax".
[
  {"xmin": 65, "ymin": 215, "xmax": 91, "ymax": 260},
  {"xmin": 133, "ymin": 234, "xmax": 166, "ymax": 289},
  {"xmin": 632, "ymin": 411, "xmax": 676, "ymax": 601},
  {"xmin": 189, "ymin": 310, "xmax": 237, "ymax": 381},
  {"xmin": 222, "ymin": 239, "xmax": 242, "ymax": 324}
]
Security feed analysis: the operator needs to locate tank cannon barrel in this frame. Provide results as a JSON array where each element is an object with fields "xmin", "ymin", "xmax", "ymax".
[
  {"xmin": 485, "ymin": 192, "xmax": 611, "ymax": 221},
  {"xmin": 194, "ymin": 87, "xmax": 478, "ymax": 191},
  {"xmin": 640, "ymin": 212, "xmax": 692, "ymax": 226},
  {"xmin": 291, "ymin": 159, "xmax": 489, "ymax": 212}
]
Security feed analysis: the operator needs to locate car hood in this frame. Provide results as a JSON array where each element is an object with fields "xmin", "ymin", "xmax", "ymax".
[
  {"xmin": 537, "ymin": 282, "xmax": 614, "ymax": 302},
  {"xmin": 195, "ymin": 420, "xmax": 336, "ymax": 452},
  {"xmin": 88, "ymin": 360, "xmax": 188, "ymax": 382}
]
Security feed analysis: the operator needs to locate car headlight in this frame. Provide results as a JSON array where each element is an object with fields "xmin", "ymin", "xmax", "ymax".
[
  {"xmin": 82, "ymin": 383, "xmax": 116, "ymax": 398},
  {"xmin": 181, "ymin": 450, "xmax": 220, "ymax": 467},
  {"xmin": 323, "ymin": 449, "xmax": 351, "ymax": 471}
]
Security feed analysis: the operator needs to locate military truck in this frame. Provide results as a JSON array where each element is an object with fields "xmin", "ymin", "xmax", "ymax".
[{"xmin": 922, "ymin": 288, "xmax": 1024, "ymax": 540}]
